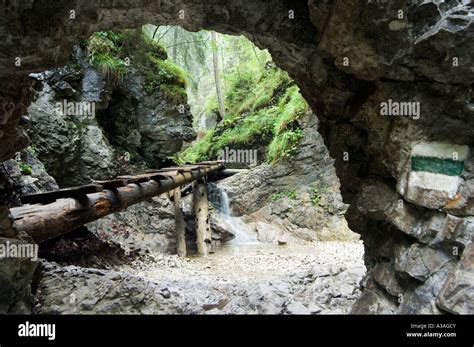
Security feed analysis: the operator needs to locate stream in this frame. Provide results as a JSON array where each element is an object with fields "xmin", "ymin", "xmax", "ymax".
[
  {"xmin": 34, "ymin": 189, "xmax": 366, "ymax": 314},
  {"xmin": 122, "ymin": 190, "xmax": 367, "ymax": 314}
]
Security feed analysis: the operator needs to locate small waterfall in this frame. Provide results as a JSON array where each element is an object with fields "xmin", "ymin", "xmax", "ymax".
[
  {"xmin": 220, "ymin": 189, "xmax": 231, "ymax": 216},
  {"xmin": 218, "ymin": 188, "xmax": 258, "ymax": 245},
  {"xmin": 198, "ymin": 114, "xmax": 207, "ymax": 130}
]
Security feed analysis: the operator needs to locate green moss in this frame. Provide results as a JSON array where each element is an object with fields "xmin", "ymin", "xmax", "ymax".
[
  {"xmin": 271, "ymin": 190, "xmax": 297, "ymax": 201},
  {"xmin": 232, "ymin": 69, "xmax": 290, "ymax": 115},
  {"xmin": 19, "ymin": 162, "xmax": 33, "ymax": 175},
  {"xmin": 173, "ymin": 130, "xmax": 215, "ymax": 163},
  {"xmin": 89, "ymin": 53, "xmax": 127, "ymax": 82},
  {"xmin": 87, "ymin": 28, "xmax": 185, "ymax": 93},
  {"xmin": 175, "ymin": 62, "xmax": 307, "ymax": 164},
  {"xmin": 144, "ymin": 56, "xmax": 187, "ymax": 95},
  {"xmin": 267, "ymin": 128, "xmax": 303, "ymax": 163},
  {"xmin": 267, "ymin": 85, "xmax": 307, "ymax": 162},
  {"xmin": 25, "ymin": 145, "xmax": 38, "ymax": 156},
  {"xmin": 159, "ymin": 84, "xmax": 187, "ymax": 104}
]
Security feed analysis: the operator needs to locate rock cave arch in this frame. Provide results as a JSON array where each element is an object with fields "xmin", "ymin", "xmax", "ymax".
[{"xmin": 0, "ymin": 0, "xmax": 473, "ymax": 314}]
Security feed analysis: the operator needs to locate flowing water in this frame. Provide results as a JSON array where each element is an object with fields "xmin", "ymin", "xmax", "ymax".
[{"xmin": 217, "ymin": 188, "xmax": 259, "ymax": 245}]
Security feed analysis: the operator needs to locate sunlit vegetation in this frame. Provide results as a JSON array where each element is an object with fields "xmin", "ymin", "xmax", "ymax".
[
  {"xmin": 176, "ymin": 66, "xmax": 308, "ymax": 164},
  {"xmin": 151, "ymin": 27, "xmax": 309, "ymax": 165},
  {"xmin": 271, "ymin": 190, "xmax": 297, "ymax": 201},
  {"xmin": 18, "ymin": 162, "xmax": 32, "ymax": 175},
  {"xmin": 86, "ymin": 27, "xmax": 186, "ymax": 102}
]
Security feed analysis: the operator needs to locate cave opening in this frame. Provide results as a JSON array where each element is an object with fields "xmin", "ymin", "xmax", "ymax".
[
  {"xmin": 0, "ymin": 1, "xmax": 472, "ymax": 317},
  {"xmin": 16, "ymin": 24, "xmax": 365, "ymax": 314}
]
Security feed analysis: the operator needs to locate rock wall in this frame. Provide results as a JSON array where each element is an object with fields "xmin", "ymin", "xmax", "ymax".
[
  {"xmin": 27, "ymin": 44, "xmax": 195, "ymax": 187},
  {"xmin": 0, "ymin": 0, "xmax": 473, "ymax": 314},
  {"xmin": 0, "ymin": 150, "xmax": 58, "ymax": 313},
  {"xmin": 210, "ymin": 112, "xmax": 358, "ymax": 243}
]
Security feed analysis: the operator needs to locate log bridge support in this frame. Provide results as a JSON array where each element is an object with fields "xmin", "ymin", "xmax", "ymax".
[{"xmin": 10, "ymin": 162, "xmax": 227, "ymax": 256}]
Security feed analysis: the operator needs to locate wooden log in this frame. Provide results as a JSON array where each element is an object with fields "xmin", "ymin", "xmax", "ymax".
[
  {"xmin": 93, "ymin": 179, "xmax": 128, "ymax": 189},
  {"xmin": 173, "ymin": 188, "xmax": 186, "ymax": 257},
  {"xmin": 20, "ymin": 184, "xmax": 103, "ymax": 205},
  {"xmin": 193, "ymin": 179, "xmax": 210, "ymax": 256},
  {"xmin": 196, "ymin": 160, "xmax": 225, "ymax": 165},
  {"xmin": 156, "ymin": 166, "xmax": 201, "ymax": 173},
  {"xmin": 11, "ymin": 164, "xmax": 224, "ymax": 243},
  {"xmin": 151, "ymin": 170, "xmax": 179, "ymax": 177},
  {"xmin": 116, "ymin": 174, "xmax": 151, "ymax": 183}
]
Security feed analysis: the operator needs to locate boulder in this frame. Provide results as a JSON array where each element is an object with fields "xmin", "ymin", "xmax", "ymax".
[
  {"xmin": 395, "ymin": 243, "xmax": 453, "ymax": 282},
  {"xmin": 437, "ymin": 244, "xmax": 474, "ymax": 314}
]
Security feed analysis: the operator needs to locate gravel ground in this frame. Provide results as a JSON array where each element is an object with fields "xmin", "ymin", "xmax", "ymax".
[
  {"xmin": 35, "ymin": 241, "xmax": 365, "ymax": 314},
  {"xmin": 122, "ymin": 241, "xmax": 366, "ymax": 314}
]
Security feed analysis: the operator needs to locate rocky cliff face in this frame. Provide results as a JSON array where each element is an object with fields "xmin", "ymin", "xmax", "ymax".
[
  {"xmin": 0, "ymin": 150, "xmax": 58, "ymax": 313},
  {"xmin": 210, "ymin": 112, "xmax": 358, "ymax": 243},
  {"xmin": 27, "ymin": 43, "xmax": 195, "ymax": 187},
  {"xmin": 0, "ymin": 0, "xmax": 473, "ymax": 314}
]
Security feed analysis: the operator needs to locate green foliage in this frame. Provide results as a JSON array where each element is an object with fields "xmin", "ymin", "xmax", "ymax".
[
  {"xmin": 271, "ymin": 190, "xmax": 297, "ymax": 201},
  {"xmin": 267, "ymin": 128, "xmax": 303, "ymax": 163},
  {"xmin": 25, "ymin": 145, "xmax": 38, "ymax": 156},
  {"xmin": 19, "ymin": 162, "xmax": 32, "ymax": 175},
  {"xmin": 87, "ymin": 31, "xmax": 126, "ymax": 83},
  {"xmin": 310, "ymin": 186, "xmax": 322, "ymax": 205},
  {"xmin": 169, "ymin": 31, "xmax": 307, "ymax": 165},
  {"xmin": 174, "ymin": 130, "xmax": 215, "ymax": 163},
  {"xmin": 159, "ymin": 84, "xmax": 187, "ymax": 104},
  {"xmin": 176, "ymin": 64, "xmax": 308, "ymax": 164},
  {"xmin": 309, "ymin": 180, "xmax": 331, "ymax": 206},
  {"xmin": 233, "ymin": 69, "xmax": 290, "ymax": 115},
  {"xmin": 87, "ymin": 27, "xmax": 186, "ymax": 93},
  {"xmin": 90, "ymin": 53, "xmax": 127, "ymax": 83},
  {"xmin": 144, "ymin": 55, "xmax": 187, "ymax": 95},
  {"xmin": 266, "ymin": 85, "xmax": 307, "ymax": 162}
]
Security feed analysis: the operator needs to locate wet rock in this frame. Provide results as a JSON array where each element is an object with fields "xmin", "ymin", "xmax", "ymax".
[
  {"xmin": 399, "ymin": 260, "xmax": 454, "ymax": 315},
  {"xmin": 0, "ymin": 236, "xmax": 38, "ymax": 314},
  {"xmin": 211, "ymin": 114, "xmax": 358, "ymax": 243},
  {"xmin": 350, "ymin": 279, "xmax": 398, "ymax": 314},
  {"xmin": 395, "ymin": 243, "xmax": 453, "ymax": 281},
  {"xmin": 52, "ymin": 81, "xmax": 76, "ymax": 97},
  {"xmin": 87, "ymin": 196, "xmax": 177, "ymax": 254},
  {"xmin": 252, "ymin": 222, "xmax": 284, "ymax": 243},
  {"xmin": 35, "ymin": 260, "xmax": 179, "ymax": 314},
  {"xmin": 437, "ymin": 244, "xmax": 474, "ymax": 314},
  {"xmin": 372, "ymin": 262, "xmax": 404, "ymax": 297}
]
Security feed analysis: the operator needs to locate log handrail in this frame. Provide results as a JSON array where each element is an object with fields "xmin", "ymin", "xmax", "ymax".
[{"xmin": 10, "ymin": 162, "xmax": 224, "ymax": 243}]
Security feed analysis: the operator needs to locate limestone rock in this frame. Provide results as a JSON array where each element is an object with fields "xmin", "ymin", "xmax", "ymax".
[
  {"xmin": 350, "ymin": 279, "xmax": 398, "ymax": 314},
  {"xmin": 372, "ymin": 262, "xmax": 404, "ymax": 297},
  {"xmin": 0, "ymin": 237, "xmax": 38, "ymax": 314},
  {"xmin": 87, "ymin": 196, "xmax": 177, "ymax": 255},
  {"xmin": 405, "ymin": 171, "xmax": 461, "ymax": 210},
  {"xmin": 395, "ymin": 243, "xmax": 453, "ymax": 281},
  {"xmin": 437, "ymin": 244, "xmax": 474, "ymax": 314}
]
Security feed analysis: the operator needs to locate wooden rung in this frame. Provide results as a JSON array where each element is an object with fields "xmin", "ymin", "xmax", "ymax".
[
  {"xmin": 152, "ymin": 170, "xmax": 179, "ymax": 176},
  {"xmin": 21, "ymin": 184, "xmax": 103, "ymax": 205},
  {"xmin": 197, "ymin": 160, "xmax": 225, "ymax": 165},
  {"xmin": 158, "ymin": 166, "xmax": 201, "ymax": 172},
  {"xmin": 93, "ymin": 179, "xmax": 128, "ymax": 189},
  {"xmin": 117, "ymin": 175, "xmax": 151, "ymax": 183},
  {"xmin": 149, "ymin": 173, "xmax": 172, "ymax": 181}
]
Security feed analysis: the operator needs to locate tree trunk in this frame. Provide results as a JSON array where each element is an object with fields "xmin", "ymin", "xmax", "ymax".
[
  {"xmin": 193, "ymin": 179, "xmax": 210, "ymax": 256},
  {"xmin": 211, "ymin": 31, "xmax": 225, "ymax": 122},
  {"xmin": 172, "ymin": 27, "xmax": 178, "ymax": 61},
  {"xmin": 11, "ymin": 164, "xmax": 223, "ymax": 243},
  {"xmin": 173, "ymin": 188, "xmax": 187, "ymax": 257}
]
